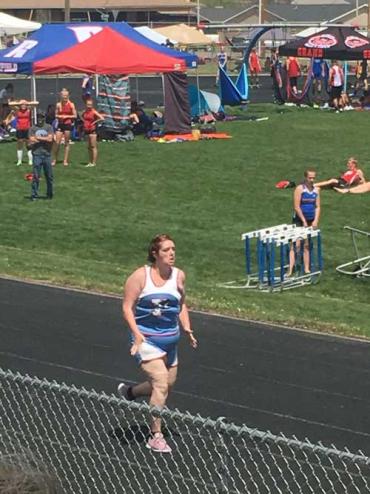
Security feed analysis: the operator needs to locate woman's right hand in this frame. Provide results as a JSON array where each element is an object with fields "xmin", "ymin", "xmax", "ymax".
[{"xmin": 130, "ymin": 334, "xmax": 145, "ymax": 356}]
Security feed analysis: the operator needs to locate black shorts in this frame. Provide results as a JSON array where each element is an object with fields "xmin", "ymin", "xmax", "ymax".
[
  {"xmin": 292, "ymin": 216, "xmax": 313, "ymax": 227},
  {"xmin": 331, "ymin": 85, "xmax": 342, "ymax": 99},
  {"xmin": 84, "ymin": 129, "xmax": 96, "ymax": 135},
  {"xmin": 57, "ymin": 122, "xmax": 72, "ymax": 132},
  {"xmin": 289, "ymin": 77, "xmax": 298, "ymax": 87},
  {"xmin": 16, "ymin": 129, "xmax": 29, "ymax": 139}
]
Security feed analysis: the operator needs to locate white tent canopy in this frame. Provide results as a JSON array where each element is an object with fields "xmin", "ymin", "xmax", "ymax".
[
  {"xmin": 134, "ymin": 26, "xmax": 176, "ymax": 46},
  {"xmin": 0, "ymin": 12, "xmax": 41, "ymax": 36}
]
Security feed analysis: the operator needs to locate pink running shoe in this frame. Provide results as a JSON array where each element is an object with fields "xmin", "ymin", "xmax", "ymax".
[{"xmin": 146, "ymin": 433, "xmax": 172, "ymax": 454}]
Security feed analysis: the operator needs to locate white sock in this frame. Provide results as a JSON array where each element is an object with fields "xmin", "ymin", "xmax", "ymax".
[
  {"xmin": 27, "ymin": 150, "xmax": 33, "ymax": 164},
  {"xmin": 17, "ymin": 150, "xmax": 23, "ymax": 162}
]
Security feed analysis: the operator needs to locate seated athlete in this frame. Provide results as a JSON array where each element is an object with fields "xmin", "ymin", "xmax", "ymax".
[{"xmin": 315, "ymin": 157, "xmax": 365, "ymax": 189}]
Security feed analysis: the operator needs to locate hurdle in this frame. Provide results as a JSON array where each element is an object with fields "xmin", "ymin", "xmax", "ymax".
[
  {"xmin": 220, "ymin": 223, "xmax": 323, "ymax": 292},
  {"xmin": 336, "ymin": 226, "xmax": 370, "ymax": 278}
]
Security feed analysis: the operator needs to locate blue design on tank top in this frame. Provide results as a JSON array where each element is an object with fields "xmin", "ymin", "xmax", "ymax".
[
  {"xmin": 300, "ymin": 186, "xmax": 318, "ymax": 221},
  {"xmin": 135, "ymin": 292, "xmax": 180, "ymax": 337}
]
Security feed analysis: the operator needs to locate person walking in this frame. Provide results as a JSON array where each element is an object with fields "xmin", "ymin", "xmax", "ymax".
[
  {"xmin": 28, "ymin": 112, "xmax": 54, "ymax": 201},
  {"xmin": 81, "ymin": 99, "xmax": 104, "ymax": 167},
  {"xmin": 52, "ymin": 88, "xmax": 77, "ymax": 167},
  {"xmin": 288, "ymin": 169, "xmax": 320, "ymax": 276},
  {"xmin": 118, "ymin": 234, "xmax": 197, "ymax": 453}
]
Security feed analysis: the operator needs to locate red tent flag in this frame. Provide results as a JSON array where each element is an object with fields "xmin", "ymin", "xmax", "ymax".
[{"xmin": 34, "ymin": 27, "xmax": 187, "ymax": 74}]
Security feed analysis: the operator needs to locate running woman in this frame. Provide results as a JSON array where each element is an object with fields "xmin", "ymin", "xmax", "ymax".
[
  {"xmin": 118, "ymin": 234, "xmax": 197, "ymax": 454},
  {"xmin": 52, "ymin": 88, "xmax": 77, "ymax": 167},
  {"xmin": 81, "ymin": 99, "xmax": 104, "ymax": 167},
  {"xmin": 7, "ymin": 99, "xmax": 38, "ymax": 166},
  {"xmin": 288, "ymin": 169, "xmax": 320, "ymax": 276}
]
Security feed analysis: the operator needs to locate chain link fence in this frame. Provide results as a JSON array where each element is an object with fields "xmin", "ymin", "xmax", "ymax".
[{"xmin": 0, "ymin": 367, "xmax": 370, "ymax": 493}]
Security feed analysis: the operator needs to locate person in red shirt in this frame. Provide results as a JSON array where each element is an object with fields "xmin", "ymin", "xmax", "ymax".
[
  {"xmin": 52, "ymin": 88, "xmax": 77, "ymax": 167},
  {"xmin": 6, "ymin": 99, "xmax": 38, "ymax": 166},
  {"xmin": 81, "ymin": 99, "xmax": 104, "ymax": 168},
  {"xmin": 286, "ymin": 56, "xmax": 301, "ymax": 95},
  {"xmin": 315, "ymin": 157, "xmax": 365, "ymax": 189},
  {"xmin": 248, "ymin": 48, "xmax": 262, "ymax": 88}
]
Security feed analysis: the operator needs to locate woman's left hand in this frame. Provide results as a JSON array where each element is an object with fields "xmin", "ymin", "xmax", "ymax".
[{"xmin": 187, "ymin": 332, "xmax": 198, "ymax": 349}]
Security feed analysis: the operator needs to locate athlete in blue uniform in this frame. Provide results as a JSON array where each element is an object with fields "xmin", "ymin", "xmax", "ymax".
[
  {"xmin": 118, "ymin": 234, "xmax": 197, "ymax": 454},
  {"xmin": 288, "ymin": 169, "xmax": 321, "ymax": 276}
]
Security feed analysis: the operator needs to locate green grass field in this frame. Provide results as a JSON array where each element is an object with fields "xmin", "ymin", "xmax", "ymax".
[{"xmin": 1, "ymin": 104, "xmax": 369, "ymax": 337}]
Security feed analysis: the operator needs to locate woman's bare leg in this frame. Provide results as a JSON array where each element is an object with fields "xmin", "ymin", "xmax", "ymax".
[{"xmin": 63, "ymin": 130, "xmax": 71, "ymax": 165}]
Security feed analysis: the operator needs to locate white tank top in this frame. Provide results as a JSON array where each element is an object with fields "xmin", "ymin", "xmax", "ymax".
[
  {"xmin": 135, "ymin": 266, "xmax": 181, "ymax": 336},
  {"xmin": 332, "ymin": 66, "xmax": 342, "ymax": 87},
  {"xmin": 139, "ymin": 265, "xmax": 181, "ymax": 300}
]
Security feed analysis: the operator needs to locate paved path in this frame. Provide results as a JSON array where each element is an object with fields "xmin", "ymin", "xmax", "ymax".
[{"xmin": 1, "ymin": 277, "xmax": 369, "ymax": 455}]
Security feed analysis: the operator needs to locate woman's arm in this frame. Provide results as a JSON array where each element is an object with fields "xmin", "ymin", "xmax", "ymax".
[
  {"xmin": 312, "ymin": 190, "xmax": 320, "ymax": 228},
  {"xmin": 70, "ymin": 102, "xmax": 77, "ymax": 119},
  {"xmin": 93, "ymin": 109, "xmax": 105, "ymax": 121},
  {"xmin": 293, "ymin": 186, "xmax": 307, "ymax": 226},
  {"xmin": 178, "ymin": 270, "xmax": 197, "ymax": 348},
  {"xmin": 122, "ymin": 268, "xmax": 146, "ymax": 355},
  {"xmin": 357, "ymin": 169, "xmax": 366, "ymax": 184}
]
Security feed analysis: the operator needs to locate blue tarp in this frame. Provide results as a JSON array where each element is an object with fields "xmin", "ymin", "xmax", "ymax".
[
  {"xmin": 0, "ymin": 23, "xmax": 197, "ymax": 74},
  {"xmin": 219, "ymin": 64, "xmax": 248, "ymax": 106}
]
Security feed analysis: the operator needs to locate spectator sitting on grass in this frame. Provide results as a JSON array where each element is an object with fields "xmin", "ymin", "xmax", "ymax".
[
  {"xmin": 315, "ymin": 157, "xmax": 365, "ymax": 190},
  {"xmin": 129, "ymin": 101, "xmax": 153, "ymax": 134}
]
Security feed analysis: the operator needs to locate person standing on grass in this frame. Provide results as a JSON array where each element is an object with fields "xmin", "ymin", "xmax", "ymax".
[
  {"xmin": 329, "ymin": 60, "xmax": 344, "ymax": 111},
  {"xmin": 6, "ymin": 99, "xmax": 38, "ymax": 166},
  {"xmin": 52, "ymin": 88, "xmax": 77, "ymax": 167},
  {"xmin": 286, "ymin": 56, "xmax": 301, "ymax": 95},
  {"xmin": 248, "ymin": 48, "xmax": 261, "ymax": 88},
  {"xmin": 81, "ymin": 99, "xmax": 104, "ymax": 168},
  {"xmin": 118, "ymin": 234, "xmax": 197, "ymax": 454},
  {"xmin": 287, "ymin": 169, "xmax": 320, "ymax": 276},
  {"xmin": 28, "ymin": 112, "xmax": 54, "ymax": 201}
]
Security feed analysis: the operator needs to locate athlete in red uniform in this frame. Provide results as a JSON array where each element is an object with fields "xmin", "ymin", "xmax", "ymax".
[
  {"xmin": 7, "ymin": 99, "xmax": 38, "ymax": 166},
  {"xmin": 286, "ymin": 56, "xmax": 301, "ymax": 95},
  {"xmin": 315, "ymin": 157, "xmax": 365, "ymax": 189},
  {"xmin": 81, "ymin": 99, "xmax": 104, "ymax": 167},
  {"xmin": 52, "ymin": 88, "xmax": 77, "ymax": 167},
  {"xmin": 248, "ymin": 48, "xmax": 262, "ymax": 88}
]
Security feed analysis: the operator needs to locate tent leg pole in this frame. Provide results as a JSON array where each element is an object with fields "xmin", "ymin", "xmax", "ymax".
[
  {"xmin": 344, "ymin": 61, "xmax": 348, "ymax": 93},
  {"xmin": 31, "ymin": 75, "xmax": 37, "ymax": 124},
  {"xmin": 161, "ymin": 74, "xmax": 165, "ymax": 108},
  {"xmin": 55, "ymin": 73, "xmax": 59, "ymax": 102},
  {"xmin": 95, "ymin": 74, "xmax": 99, "ymax": 98},
  {"xmin": 135, "ymin": 75, "xmax": 139, "ymax": 102},
  {"xmin": 196, "ymin": 65, "xmax": 201, "ymax": 116}
]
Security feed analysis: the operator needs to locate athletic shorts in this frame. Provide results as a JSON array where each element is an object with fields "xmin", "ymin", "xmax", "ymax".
[
  {"xmin": 292, "ymin": 216, "xmax": 313, "ymax": 227},
  {"xmin": 132, "ymin": 332, "xmax": 180, "ymax": 367},
  {"xmin": 16, "ymin": 129, "xmax": 29, "ymax": 139},
  {"xmin": 331, "ymin": 85, "xmax": 342, "ymax": 99},
  {"xmin": 289, "ymin": 77, "xmax": 298, "ymax": 87},
  {"xmin": 84, "ymin": 129, "xmax": 96, "ymax": 135},
  {"xmin": 57, "ymin": 123, "xmax": 72, "ymax": 132}
]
